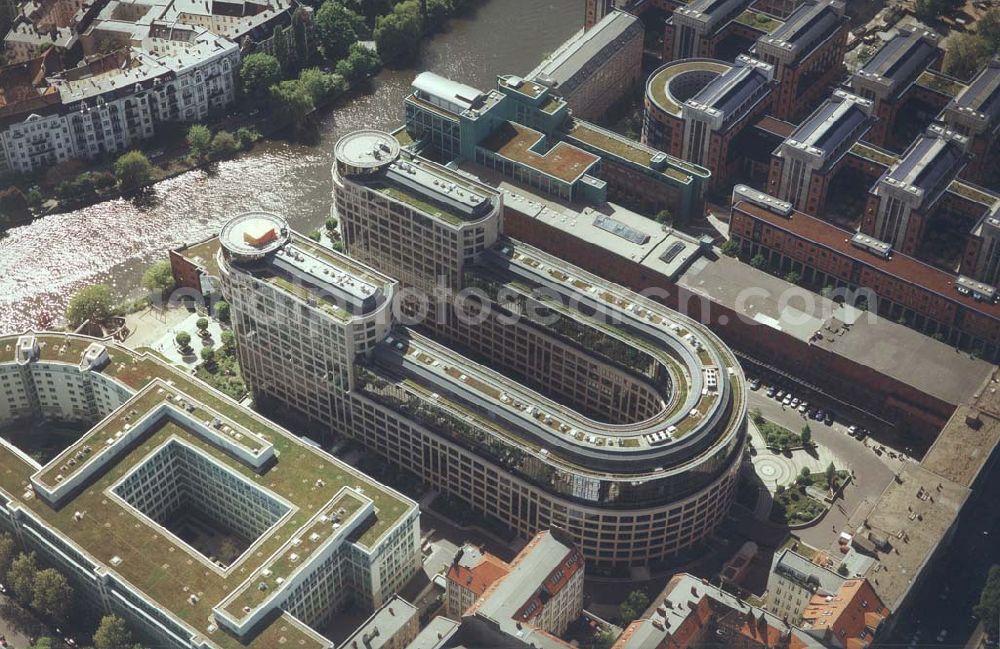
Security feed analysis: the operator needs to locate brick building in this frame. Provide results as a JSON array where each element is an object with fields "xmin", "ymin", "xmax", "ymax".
[
  {"xmin": 752, "ymin": 0, "xmax": 848, "ymax": 121},
  {"xmin": 940, "ymin": 58, "xmax": 1000, "ymax": 185}
]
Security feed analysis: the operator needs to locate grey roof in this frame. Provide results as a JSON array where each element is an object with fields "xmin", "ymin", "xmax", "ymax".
[
  {"xmin": 760, "ymin": 0, "xmax": 843, "ymax": 61},
  {"xmin": 785, "ymin": 91, "xmax": 872, "ymax": 161},
  {"xmin": 857, "ymin": 26, "xmax": 939, "ymax": 96},
  {"xmin": 406, "ymin": 618, "xmax": 460, "ymax": 649},
  {"xmin": 773, "ymin": 549, "xmax": 846, "ymax": 594},
  {"xmin": 885, "ymin": 129, "xmax": 966, "ymax": 201},
  {"xmin": 412, "ymin": 71, "xmax": 485, "ymax": 111},
  {"xmin": 532, "ymin": 10, "xmax": 641, "ymax": 94},
  {"xmin": 688, "ymin": 58, "xmax": 772, "ymax": 125},
  {"xmin": 953, "ymin": 58, "xmax": 1000, "ymax": 122},
  {"xmin": 674, "ymin": 0, "xmax": 753, "ymax": 33},
  {"xmin": 339, "ymin": 597, "xmax": 418, "ymax": 649}
]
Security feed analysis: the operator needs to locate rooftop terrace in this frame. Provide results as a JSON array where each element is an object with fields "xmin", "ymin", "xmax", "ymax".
[
  {"xmin": 566, "ymin": 120, "xmax": 709, "ymax": 181},
  {"xmin": 480, "ymin": 122, "xmax": 600, "ymax": 184},
  {"xmin": 0, "ymin": 333, "xmax": 415, "ymax": 649}
]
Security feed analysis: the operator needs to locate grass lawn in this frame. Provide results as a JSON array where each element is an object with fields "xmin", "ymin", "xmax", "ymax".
[{"xmin": 770, "ymin": 486, "xmax": 826, "ymax": 525}]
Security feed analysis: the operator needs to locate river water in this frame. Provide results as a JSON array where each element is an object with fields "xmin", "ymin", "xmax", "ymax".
[{"xmin": 0, "ymin": 0, "xmax": 581, "ymax": 331}]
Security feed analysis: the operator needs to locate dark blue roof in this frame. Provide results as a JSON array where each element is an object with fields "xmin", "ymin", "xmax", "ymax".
[
  {"xmin": 691, "ymin": 65, "xmax": 771, "ymax": 122},
  {"xmin": 956, "ymin": 61, "xmax": 1000, "ymax": 122},
  {"xmin": 791, "ymin": 98, "xmax": 869, "ymax": 153},
  {"xmin": 860, "ymin": 31, "xmax": 937, "ymax": 87},
  {"xmin": 888, "ymin": 134, "xmax": 964, "ymax": 198},
  {"xmin": 767, "ymin": 1, "xmax": 841, "ymax": 57}
]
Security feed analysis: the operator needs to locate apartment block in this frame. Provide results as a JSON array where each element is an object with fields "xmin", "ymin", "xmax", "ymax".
[
  {"xmin": 0, "ymin": 333, "xmax": 421, "ymax": 649},
  {"xmin": 848, "ymin": 25, "xmax": 941, "ymax": 147},
  {"xmin": 665, "ymin": 0, "xmax": 754, "ymax": 60},
  {"xmin": 768, "ymin": 90, "xmax": 875, "ymax": 213},
  {"xmin": 767, "ymin": 549, "xmax": 846, "ymax": 623},
  {"xmin": 531, "ymin": 10, "xmax": 643, "ymax": 121},
  {"xmin": 940, "ymin": 58, "xmax": 1000, "ymax": 185},
  {"xmin": 752, "ymin": 0, "xmax": 848, "ymax": 121}
]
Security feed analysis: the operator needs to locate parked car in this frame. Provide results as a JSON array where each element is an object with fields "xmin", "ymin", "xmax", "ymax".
[
  {"xmin": 824, "ymin": 412, "xmax": 835, "ymax": 426},
  {"xmin": 847, "ymin": 425, "xmax": 858, "ymax": 437},
  {"xmin": 750, "ymin": 378, "xmax": 761, "ymax": 390},
  {"xmin": 855, "ymin": 428, "xmax": 868, "ymax": 441},
  {"xmin": 766, "ymin": 386, "xmax": 777, "ymax": 398},
  {"xmin": 806, "ymin": 407, "xmax": 818, "ymax": 418},
  {"xmin": 776, "ymin": 390, "xmax": 786, "ymax": 400},
  {"xmin": 783, "ymin": 395, "xmax": 793, "ymax": 406},
  {"xmin": 791, "ymin": 397, "xmax": 800, "ymax": 408},
  {"xmin": 798, "ymin": 402, "xmax": 809, "ymax": 414}
]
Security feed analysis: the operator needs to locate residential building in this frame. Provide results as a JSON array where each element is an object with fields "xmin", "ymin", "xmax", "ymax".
[
  {"xmin": 940, "ymin": 58, "xmax": 1000, "ymax": 185},
  {"xmin": 752, "ymin": 0, "xmax": 848, "ymax": 121},
  {"xmin": 860, "ymin": 125, "xmax": 968, "ymax": 254},
  {"xmin": 643, "ymin": 54, "xmax": 776, "ymax": 189},
  {"xmin": 340, "ymin": 597, "xmax": 420, "ymax": 649},
  {"xmin": 0, "ymin": 332, "xmax": 421, "ymax": 649},
  {"xmin": 612, "ymin": 573, "xmax": 824, "ymax": 649},
  {"xmin": 768, "ymin": 90, "xmax": 875, "ymax": 213},
  {"xmin": 445, "ymin": 544, "xmax": 512, "ymax": 619},
  {"xmin": 664, "ymin": 0, "xmax": 754, "ymax": 60},
  {"xmin": 800, "ymin": 579, "xmax": 888, "ymax": 649},
  {"xmin": 200, "ymin": 139, "xmax": 749, "ymax": 568},
  {"xmin": 767, "ymin": 549, "xmax": 846, "ymax": 623},
  {"xmin": 530, "ymin": 10, "xmax": 643, "ymax": 121},
  {"xmin": 848, "ymin": 25, "xmax": 941, "ymax": 147},
  {"xmin": 729, "ymin": 185, "xmax": 1000, "ymax": 361}
]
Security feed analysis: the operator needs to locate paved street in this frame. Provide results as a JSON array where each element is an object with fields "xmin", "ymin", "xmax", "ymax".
[{"xmin": 746, "ymin": 387, "xmax": 904, "ymax": 552}]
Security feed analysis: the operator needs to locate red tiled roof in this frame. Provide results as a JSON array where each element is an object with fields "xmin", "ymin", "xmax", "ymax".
[
  {"xmin": 801, "ymin": 579, "xmax": 888, "ymax": 649},
  {"xmin": 445, "ymin": 553, "xmax": 510, "ymax": 597}
]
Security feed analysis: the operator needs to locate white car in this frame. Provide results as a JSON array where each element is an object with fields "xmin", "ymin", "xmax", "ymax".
[{"xmin": 783, "ymin": 395, "xmax": 793, "ymax": 406}]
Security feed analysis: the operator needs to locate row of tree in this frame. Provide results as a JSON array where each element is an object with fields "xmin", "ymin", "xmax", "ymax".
[
  {"xmin": 186, "ymin": 125, "xmax": 260, "ymax": 161},
  {"xmin": 0, "ymin": 534, "xmax": 73, "ymax": 623}
]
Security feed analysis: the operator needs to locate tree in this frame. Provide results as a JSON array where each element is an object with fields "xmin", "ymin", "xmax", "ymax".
[
  {"xmin": 425, "ymin": 0, "xmax": 454, "ymax": 27},
  {"xmin": 801, "ymin": 425, "xmax": 811, "ymax": 446},
  {"xmin": 66, "ymin": 284, "xmax": 115, "ymax": 326},
  {"xmin": 93, "ymin": 614, "xmax": 135, "ymax": 649},
  {"xmin": 186, "ymin": 124, "xmax": 212, "ymax": 159},
  {"xmin": 291, "ymin": 7, "xmax": 312, "ymax": 66},
  {"xmin": 8, "ymin": 552, "xmax": 38, "ymax": 603},
  {"xmin": 749, "ymin": 253, "xmax": 768, "ymax": 270},
  {"xmin": 619, "ymin": 590, "xmax": 649, "ymax": 625},
  {"xmin": 215, "ymin": 300, "xmax": 231, "ymax": 323},
  {"xmin": 944, "ymin": 33, "xmax": 990, "ymax": 80},
  {"xmin": 196, "ymin": 317, "xmax": 210, "ymax": 332},
  {"xmin": 270, "ymin": 79, "xmax": 315, "ymax": 129},
  {"xmin": 236, "ymin": 127, "xmax": 260, "ymax": 149},
  {"xmin": 980, "ymin": 8, "xmax": 1000, "ymax": 53},
  {"xmin": 825, "ymin": 462, "xmax": 837, "ymax": 489},
  {"xmin": 0, "ymin": 185, "xmax": 28, "ymax": 217},
  {"xmin": 720, "ymin": 240, "xmax": 739, "ymax": 257},
  {"xmin": 315, "ymin": 1, "xmax": 363, "ymax": 61},
  {"xmin": 784, "ymin": 270, "xmax": 801, "ymax": 285},
  {"xmin": 142, "ymin": 260, "xmax": 176, "ymax": 295},
  {"xmin": 29, "ymin": 639, "xmax": 55, "ymax": 649},
  {"xmin": 273, "ymin": 25, "xmax": 294, "ymax": 76},
  {"xmin": 654, "ymin": 209, "xmax": 672, "ymax": 226},
  {"xmin": 32, "ymin": 568, "xmax": 72, "ymax": 622},
  {"xmin": 220, "ymin": 330, "xmax": 235, "ymax": 351},
  {"xmin": 211, "ymin": 131, "xmax": 239, "ymax": 158},
  {"xmin": 299, "ymin": 67, "xmax": 346, "ymax": 104},
  {"xmin": 114, "ymin": 151, "xmax": 153, "ymax": 191},
  {"xmin": 374, "ymin": 1, "xmax": 423, "ymax": 66},
  {"xmin": 0, "ymin": 533, "xmax": 16, "ymax": 582},
  {"xmin": 201, "ymin": 346, "xmax": 216, "ymax": 366},
  {"xmin": 336, "ymin": 42, "xmax": 381, "ymax": 84},
  {"xmin": 750, "ymin": 408, "xmax": 764, "ymax": 426},
  {"xmin": 976, "ymin": 565, "xmax": 1000, "ymax": 636},
  {"xmin": 240, "ymin": 53, "xmax": 282, "ymax": 103},
  {"xmin": 175, "ymin": 331, "xmax": 192, "ymax": 349}
]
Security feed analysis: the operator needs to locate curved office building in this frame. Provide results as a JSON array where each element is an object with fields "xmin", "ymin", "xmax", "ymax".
[{"xmin": 216, "ymin": 130, "xmax": 748, "ymax": 568}]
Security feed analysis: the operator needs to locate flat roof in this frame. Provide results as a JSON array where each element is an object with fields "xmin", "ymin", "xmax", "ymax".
[
  {"xmin": 646, "ymin": 59, "xmax": 733, "ymax": 117},
  {"xmin": 882, "ymin": 129, "xmax": 966, "ymax": 201},
  {"xmin": 860, "ymin": 462, "xmax": 969, "ymax": 612},
  {"xmin": 0, "ymin": 333, "xmax": 416, "ymax": 649},
  {"xmin": 757, "ymin": 0, "xmax": 843, "ymax": 61},
  {"xmin": 676, "ymin": 252, "xmax": 992, "ymax": 406},
  {"xmin": 339, "ymin": 596, "xmax": 417, "ymax": 649},
  {"xmin": 784, "ymin": 92, "xmax": 872, "ymax": 160},
  {"xmin": 480, "ymin": 122, "xmax": 600, "ymax": 184},
  {"xmin": 855, "ymin": 26, "xmax": 938, "ymax": 94},
  {"xmin": 950, "ymin": 58, "xmax": 1000, "ymax": 122},
  {"xmin": 686, "ymin": 57, "xmax": 773, "ymax": 125},
  {"xmin": 566, "ymin": 120, "xmax": 709, "ymax": 180}
]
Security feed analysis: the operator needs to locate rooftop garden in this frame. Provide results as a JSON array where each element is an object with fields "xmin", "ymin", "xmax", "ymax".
[
  {"xmin": 849, "ymin": 142, "xmax": 898, "ymax": 167},
  {"xmin": 377, "ymin": 184, "xmax": 466, "ymax": 226},
  {"xmin": 950, "ymin": 180, "xmax": 998, "ymax": 206},
  {"xmin": 916, "ymin": 70, "xmax": 966, "ymax": 98},
  {"xmin": 734, "ymin": 9, "xmax": 783, "ymax": 32}
]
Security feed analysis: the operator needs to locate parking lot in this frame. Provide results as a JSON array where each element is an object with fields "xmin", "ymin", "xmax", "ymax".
[{"xmin": 745, "ymin": 374, "xmax": 908, "ymax": 552}]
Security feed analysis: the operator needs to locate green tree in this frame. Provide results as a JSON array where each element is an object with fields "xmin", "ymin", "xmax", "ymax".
[
  {"xmin": 186, "ymin": 124, "xmax": 212, "ymax": 159},
  {"xmin": 273, "ymin": 25, "xmax": 293, "ymax": 76},
  {"xmin": 211, "ymin": 131, "xmax": 239, "ymax": 158},
  {"xmin": 825, "ymin": 462, "xmax": 837, "ymax": 489},
  {"xmin": 93, "ymin": 614, "xmax": 135, "ymax": 649},
  {"xmin": 750, "ymin": 253, "xmax": 768, "ymax": 270},
  {"xmin": 196, "ymin": 317, "xmax": 209, "ymax": 332},
  {"xmin": 335, "ymin": 42, "xmax": 381, "ymax": 84},
  {"xmin": 0, "ymin": 533, "xmax": 16, "ymax": 582},
  {"xmin": 114, "ymin": 151, "xmax": 153, "ymax": 191},
  {"xmin": 8, "ymin": 552, "xmax": 38, "ymax": 603},
  {"xmin": 801, "ymin": 425, "xmax": 811, "ymax": 446},
  {"xmin": 343, "ymin": 0, "xmax": 392, "ymax": 25},
  {"xmin": 619, "ymin": 590, "xmax": 649, "ymax": 625},
  {"xmin": 215, "ymin": 300, "xmax": 231, "ymax": 323},
  {"xmin": 141, "ymin": 260, "xmax": 176, "ymax": 295},
  {"xmin": 236, "ymin": 127, "xmax": 260, "ymax": 149},
  {"xmin": 29, "ymin": 639, "xmax": 55, "ymax": 649},
  {"xmin": 175, "ymin": 331, "xmax": 192, "ymax": 349},
  {"xmin": 291, "ymin": 7, "xmax": 312, "ymax": 65},
  {"xmin": 720, "ymin": 240, "xmax": 739, "ymax": 257},
  {"xmin": 654, "ymin": 209, "xmax": 672, "ymax": 225},
  {"xmin": 315, "ymin": 1, "xmax": 363, "ymax": 61},
  {"xmin": 220, "ymin": 329, "xmax": 235, "ymax": 351},
  {"xmin": 240, "ymin": 53, "xmax": 282, "ymax": 103},
  {"xmin": 374, "ymin": 1, "xmax": 423, "ymax": 66},
  {"xmin": 784, "ymin": 270, "xmax": 801, "ymax": 285},
  {"xmin": 31, "ymin": 568, "xmax": 72, "ymax": 622},
  {"xmin": 0, "ymin": 185, "xmax": 28, "ymax": 217},
  {"xmin": 979, "ymin": 8, "xmax": 1000, "ymax": 53},
  {"xmin": 425, "ymin": 0, "xmax": 453, "ymax": 27},
  {"xmin": 975, "ymin": 565, "xmax": 1000, "ymax": 636},
  {"xmin": 201, "ymin": 346, "xmax": 216, "ymax": 366},
  {"xmin": 66, "ymin": 284, "xmax": 115, "ymax": 326},
  {"xmin": 944, "ymin": 33, "xmax": 990, "ymax": 80},
  {"xmin": 270, "ymin": 79, "xmax": 316, "ymax": 129},
  {"xmin": 299, "ymin": 67, "xmax": 346, "ymax": 103}
]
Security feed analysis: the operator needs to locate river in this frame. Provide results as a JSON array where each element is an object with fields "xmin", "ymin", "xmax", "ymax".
[{"xmin": 0, "ymin": 0, "xmax": 582, "ymax": 331}]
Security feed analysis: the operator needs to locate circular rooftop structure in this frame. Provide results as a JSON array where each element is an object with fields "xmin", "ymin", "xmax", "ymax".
[
  {"xmin": 334, "ymin": 130, "xmax": 400, "ymax": 176},
  {"xmin": 645, "ymin": 59, "xmax": 733, "ymax": 118},
  {"xmin": 220, "ymin": 212, "xmax": 290, "ymax": 262}
]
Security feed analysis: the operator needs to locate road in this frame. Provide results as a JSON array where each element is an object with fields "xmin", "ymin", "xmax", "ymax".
[{"xmin": 746, "ymin": 385, "xmax": 904, "ymax": 552}]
